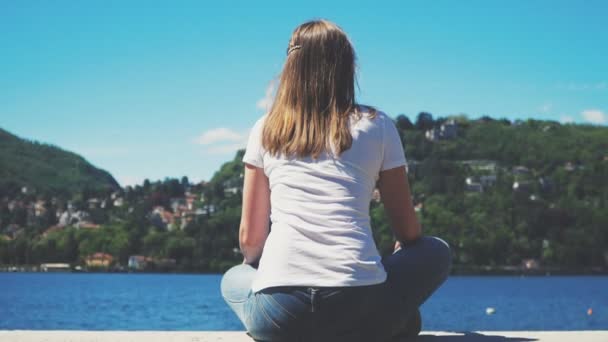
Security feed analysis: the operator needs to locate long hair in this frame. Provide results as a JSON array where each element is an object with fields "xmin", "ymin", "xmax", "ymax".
[{"xmin": 262, "ymin": 19, "xmax": 377, "ymax": 159}]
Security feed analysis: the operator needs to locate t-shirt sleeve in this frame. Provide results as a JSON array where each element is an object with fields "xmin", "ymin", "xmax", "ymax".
[
  {"xmin": 242, "ymin": 116, "xmax": 266, "ymax": 168},
  {"xmin": 380, "ymin": 113, "xmax": 407, "ymax": 171}
]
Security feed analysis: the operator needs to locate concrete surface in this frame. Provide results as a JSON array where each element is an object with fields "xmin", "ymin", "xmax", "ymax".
[{"xmin": 1, "ymin": 331, "xmax": 608, "ymax": 342}]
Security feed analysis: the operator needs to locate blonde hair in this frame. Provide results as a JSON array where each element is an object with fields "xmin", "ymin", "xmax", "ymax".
[{"xmin": 262, "ymin": 19, "xmax": 376, "ymax": 159}]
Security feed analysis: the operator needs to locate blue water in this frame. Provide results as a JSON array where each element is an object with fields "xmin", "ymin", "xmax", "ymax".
[{"xmin": 0, "ymin": 273, "xmax": 606, "ymax": 331}]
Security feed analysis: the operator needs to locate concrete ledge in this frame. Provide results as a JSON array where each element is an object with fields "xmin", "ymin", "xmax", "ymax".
[{"xmin": 1, "ymin": 331, "xmax": 607, "ymax": 342}]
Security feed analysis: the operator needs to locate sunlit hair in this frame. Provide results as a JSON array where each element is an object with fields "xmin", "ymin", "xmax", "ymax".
[{"xmin": 262, "ymin": 19, "xmax": 377, "ymax": 159}]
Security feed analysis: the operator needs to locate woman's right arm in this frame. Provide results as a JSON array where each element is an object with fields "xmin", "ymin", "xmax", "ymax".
[{"xmin": 377, "ymin": 165, "xmax": 422, "ymax": 245}]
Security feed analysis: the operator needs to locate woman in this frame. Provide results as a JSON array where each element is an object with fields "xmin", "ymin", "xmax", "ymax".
[{"xmin": 221, "ymin": 19, "xmax": 451, "ymax": 342}]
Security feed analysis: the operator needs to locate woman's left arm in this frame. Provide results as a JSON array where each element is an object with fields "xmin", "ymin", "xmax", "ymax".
[{"xmin": 239, "ymin": 162, "xmax": 271, "ymax": 265}]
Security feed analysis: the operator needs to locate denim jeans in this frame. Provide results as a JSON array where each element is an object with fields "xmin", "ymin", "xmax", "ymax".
[{"xmin": 221, "ymin": 236, "xmax": 451, "ymax": 342}]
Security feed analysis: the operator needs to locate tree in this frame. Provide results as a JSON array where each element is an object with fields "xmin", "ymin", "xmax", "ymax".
[
  {"xmin": 143, "ymin": 179, "xmax": 151, "ymax": 191},
  {"xmin": 181, "ymin": 176, "xmax": 190, "ymax": 188},
  {"xmin": 0, "ymin": 204, "xmax": 10, "ymax": 229},
  {"xmin": 396, "ymin": 114, "xmax": 414, "ymax": 130},
  {"xmin": 415, "ymin": 112, "xmax": 434, "ymax": 131}
]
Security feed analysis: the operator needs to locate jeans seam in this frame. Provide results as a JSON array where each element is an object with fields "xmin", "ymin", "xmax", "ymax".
[
  {"xmin": 256, "ymin": 295, "xmax": 282, "ymax": 330},
  {"xmin": 264, "ymin": 293, "xmax": 297, "ymax": 319}
]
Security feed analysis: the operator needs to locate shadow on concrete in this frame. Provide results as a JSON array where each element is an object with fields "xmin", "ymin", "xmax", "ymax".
[{"xmin": 412, "ymin": 332, "xmax": 538, "ymax": 342}]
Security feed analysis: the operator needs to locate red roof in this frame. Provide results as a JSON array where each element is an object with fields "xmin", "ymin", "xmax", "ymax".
[
  {"xmin": 87, "ymin": 252, "xmax": 114, "ymax": 261},
  {"xmin": 79, "ymin": 222, "xmax": 101, "ymax": 229},
  {"xmin": 43, "ymin": 225, "xmax": 64, "ymax": 237}
]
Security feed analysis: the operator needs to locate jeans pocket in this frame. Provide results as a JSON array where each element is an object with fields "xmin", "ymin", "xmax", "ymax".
[
  {"xmin": 246, "ymin": 292, "xmax": 303, "ymax": 341},
  {"xmin": 264, "ymin": 292, "xmax": 298, "ymax": 319},
  {"xmin": 258, "ymin": 295, "xmax": 283, "ymax": 329},
  {"xmin": 244, "ymin": 296, "xmax": 280, "ymax": 341}
]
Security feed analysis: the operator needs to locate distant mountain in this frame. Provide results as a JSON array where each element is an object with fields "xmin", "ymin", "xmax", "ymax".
[{"xmin": 0, "ymin": 127, "xmax": 120, "ymax": 197}]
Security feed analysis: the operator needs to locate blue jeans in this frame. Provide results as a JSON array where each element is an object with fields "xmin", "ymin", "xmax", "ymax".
[{"xmin": 221, "ymin": 236, "xmax": 451, "ymax": 342}]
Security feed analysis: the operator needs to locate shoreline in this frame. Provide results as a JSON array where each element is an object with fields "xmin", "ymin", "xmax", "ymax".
[
  {"xmin": 2, "ymin": 268, "xmax": 608, "ymax": 276},
  {"xmin": 2, "ymin": 330, "xmax": 608, "ymax": 342}
]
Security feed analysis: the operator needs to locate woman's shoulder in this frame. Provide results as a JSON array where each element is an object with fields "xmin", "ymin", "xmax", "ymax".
[
  {"xmin": 249, "ymin": 113, "xmax": 270, "ymax": 136},
  {"xmin": 354, "ymin": 104, "xmax": 392, "ymax": 128},
  {"xmin": 256, "ymin": 112, "xmax": 270, "ymax": 125}
]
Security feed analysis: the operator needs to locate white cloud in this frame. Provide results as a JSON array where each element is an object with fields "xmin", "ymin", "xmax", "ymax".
[
  {"xmin": 556, "ymin": 82, "xmax": 607, "ymax": 91},
  {"xmin": 582, "ymin": 109, "xmax": 606, "ymax": 124},
  {"xmin": 256, "ymin": 79, "xmax": 277, "ymax": 111},
  {"xmin": 192, "ymin": 127, "xmax": 252, "ymax": 155},
  {"xmin": 539, "ymin": 103, "xmax": 552, "ymax": 113},
  {"xmin": 559, "ymin": 115, "xmax": 574, "ymax": 124},
  {"xmin": 193, "ymin": 127, "xmax": 244, "ymax": 145}
]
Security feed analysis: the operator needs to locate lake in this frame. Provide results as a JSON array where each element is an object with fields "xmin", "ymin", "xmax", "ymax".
[{"xmin": 0, "ymin": 273, "xmax": 606, "ymax": 331}]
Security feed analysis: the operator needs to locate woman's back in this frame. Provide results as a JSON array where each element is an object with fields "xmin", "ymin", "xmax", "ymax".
[
  {"xmin": 242, "ymin": 106, "xmax": 407, "ymax": 292},
  {"xmin": 221, "ymin": 19, "xmax": 449, "ymax": 342}
]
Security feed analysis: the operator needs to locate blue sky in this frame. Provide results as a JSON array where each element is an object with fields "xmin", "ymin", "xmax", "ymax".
[{"xmin": 1, "ymin": 1, "xmax": 606, "ymax": 186}]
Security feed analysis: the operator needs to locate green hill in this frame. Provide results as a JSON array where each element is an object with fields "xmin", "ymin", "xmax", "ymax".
[
  {"xmin": 1, "ymin": 115, "xmax": 606, "ymax": 273},
  {"xmin": 0, "ymin": 127, "xmax": 120, "ymax": 197}
]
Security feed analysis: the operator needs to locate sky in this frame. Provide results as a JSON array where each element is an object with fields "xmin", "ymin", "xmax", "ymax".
[{"xmin": 1, "ymin": 1, "xmax": 607, "ymax": 187}]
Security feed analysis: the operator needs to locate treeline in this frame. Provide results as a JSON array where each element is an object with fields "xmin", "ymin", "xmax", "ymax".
[
  {"xmin": 0, "ymin": 127, "xmax": 120, "ymax": 198},
  {"xmin": 387, "ymin": 114, "xmax": 608, "ymax": 268},
  {"xmin": 1, "ymin": 114, "xmax": 607, "ymax": 272},
  {"xmin": 0, "ymin": 167, "xmax": 243, "ymax": 272}
]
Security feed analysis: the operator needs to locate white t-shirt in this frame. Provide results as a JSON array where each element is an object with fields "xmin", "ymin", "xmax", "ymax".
[{"xmin": 242, "ymin": 106, "xmax": 407, "ymax": 292}]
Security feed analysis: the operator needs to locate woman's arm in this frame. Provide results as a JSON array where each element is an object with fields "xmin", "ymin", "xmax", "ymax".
[
  {"xmin": 377, "ymin": 165, "xmax": 421, "ymax": 246},
  {"xmin": 239, "ymin": 162, "xmax": 271, "ymax": 265}
]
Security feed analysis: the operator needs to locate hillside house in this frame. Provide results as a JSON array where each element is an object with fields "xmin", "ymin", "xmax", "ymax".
[
  {"xmin": 512, "ymin": 166, "xmax": 531, "ymax": 175},
  {"xmin": 465, "ymin": 178, "xmax": 483, "ymax": 193},
  {"xmin": 201, "ymin": 204, "xmax": 216, "ymax": 216},
  {"xmin": 513, "ymin": 181, "xmax": 533, "ymax": 192},
  {"xmin": 186, "ymin": 193, "xmax": 198, "ymax": 210},
  {"xmin": 58, "ymin": 210, "xmax": 90, "ymax": 227},
  {"xmin": 149, "ymin": 206, "xmax": 176, "ymax": 231},
  {"xmin": 224, "ymin": 187, "xmax": 240, "ymax": 195},
  {"xmin": 479, "ymin": 175, "xmax": 497, "ymax": 187},
  {"xmin": 85, "ymin": 252, "xmax": 114, "ymax": 267},
  {"xmin": 563, "ymin": 161, "xmax": 584, "ymax": 172},
  {"xmin": 170, "ymin": 198, "xmax": 186, "ymax": 212},
  {"xmin": 128, "ymin": 255, "xmax": 152, "ymax": 270},
  {"xmin": 87, "ymin": 198, "xmax": 101, "ymax": 209},
  {"xmin": 113, "ymin": 198, "xmax": 125, "ymax": 207},
  {"xmin": 522, "ymin": 258, "xmax": 540, "ymax": 270},
  {"xmin": 34, "ymin": 200, "xmax": 47, "ymax": 217},
  {"xmin": 425, "ymin": 120, "xmax": 458, "ymax": 141}
]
